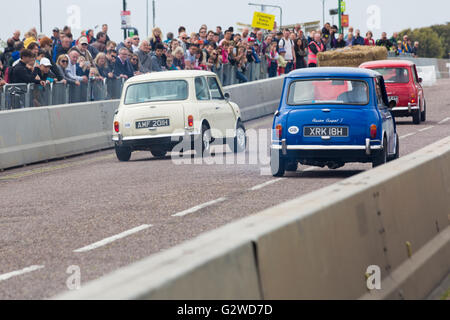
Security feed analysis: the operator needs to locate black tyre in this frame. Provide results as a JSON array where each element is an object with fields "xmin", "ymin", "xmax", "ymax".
[
  {"xmin": 271, "ymin": 149, "xmax": 285, "ymax": 177},
  {"xmin": 373, "ymin": 139, "xmax": 387, "ymax": 168},
  {"xmin": 421, "ymin": 100, "xmax": 426, "ymax": 122},
  {"xmin": 196, "ymin": 123, "xmax": 211, "ymax": 157},
  {"xmin": 115, "ymin": 145, "xmax": 132, "ymax": 162},
  {"xmin": 412, "ymin": 110, "xmax": 421, "ymax": 125},
  {"xmin": 229, "ymin": 121, "xmax": 247, "ymax": 153},
  {"xmin": 150, "ymin": 148, "xmax": 167, "ymax": 158},
  {"xmin": 285, "ymin": 161, "xmax": 298, "ymax": 172}
]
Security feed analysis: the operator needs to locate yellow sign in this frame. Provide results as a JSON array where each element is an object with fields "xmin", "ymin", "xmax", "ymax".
[{"xmin": 251, "ymin": 12, "xmax": 276, "ymax": 30}]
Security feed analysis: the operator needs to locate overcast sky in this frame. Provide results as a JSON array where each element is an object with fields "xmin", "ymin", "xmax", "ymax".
[{"xmin": 1, "ymin": 0, "xmax": 448, "ymax": 44}]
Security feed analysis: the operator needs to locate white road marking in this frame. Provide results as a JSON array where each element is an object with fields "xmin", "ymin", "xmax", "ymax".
[
  {"xmin": 73, "ymin": 225, "xmax": 152, "ymax": 253},
  {"xmin": 0, "ymin": 265, "xmax": 44, "ymax": 282},
  {"xmin": 400, "ymin": 133, "xmax": 416, "ymax": 140},
  {"xmin": 172, "ymin": 198, "xmax": 227, "ymax": 217},
  {"xmin": 438, "ymin": 117, "xmax": 450, "ymax": 125},
  {"xmin": 249, "ymin": 179, "xmax": 283, "ymax": 191},
  {"xmin": 418, "ymin": 126, "xmax": 435, "ymax": 132}
]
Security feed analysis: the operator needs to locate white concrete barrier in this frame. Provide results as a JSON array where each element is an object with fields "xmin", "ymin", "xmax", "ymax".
[{"xmin": 54, "ymin": 136, "xmax": 450, "ymax": 300}]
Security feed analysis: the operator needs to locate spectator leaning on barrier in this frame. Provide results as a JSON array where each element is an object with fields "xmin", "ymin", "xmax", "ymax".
[
  {"xmin": 130, "ymin": 54, "xmax": 143, "ymax": 75},
  {"xmin": 412, "ymin": 41, "xmax": 420, "ymax": 57},
  {"xmin": 172, "ymin": 47, "xmax": 185, "ymax": 70},
  {"xmin": 345, "ymin": 32, "xmax": 354, "ymax": 47},
  {"xmin": 94, "ymin": 52, "xmax": 113, "ymax": 79},
  {"xmin": 390, "ymin": 32, "xmax": 399, "ymax": 47},
  {"xmin": 185, "ymin": 44, "xmax": 198, "ymax": 70},
  {"xmin": 114, "ymin": 47, "xmax": 135, "ymax": 79},
  {"xmin": 353, "ymin": 29, "xmax": 364, "ymax": 46},
  {"xmin": 268, "ymin": 41, "xmax": 279, "ymax": 78},
  {"xmin": 294, "ymin": 38, "xmax": 307, "ymax": 69},
  {"xmin": 364, "ymin": 31, "xmax": 375, "ymax": 46},
  {"xmin": 136, "ymin": 40, "xmax": 152, "ymax": 73},
  {"xmin": 9, "ymin": 49, "xmax": 41, "ymax": 85},
  {"xmin": 66, "ymin": 51, "xmax": 88, "ymax": 86},
  {"xmin": 150, "ymin": 43, "xmax": 166, "ymax": 72},
  {"xmin": 336, "ymin": 33, "xmax": 346, "ymax": 48},
  {"xmin": 402, "ymin": 35, "xmax": 412, "ymax": 53}
]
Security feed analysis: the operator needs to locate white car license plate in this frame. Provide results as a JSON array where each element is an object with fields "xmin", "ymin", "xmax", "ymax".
[
  {"xmin": 304, "ymin": 127, "xmax": 349, "ymax": 137},
  {"xmin": 136, "ymin": 119, "xmax": 170, "ymax": 129},
  {"xmin": 389, "ymin": 96, "xmax": 399, "ymax": 103}
]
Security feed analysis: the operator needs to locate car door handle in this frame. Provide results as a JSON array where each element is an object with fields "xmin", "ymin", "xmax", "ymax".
[{"xmin": 215, "ymin": 107, "xmax": 221, "ymax": 110}]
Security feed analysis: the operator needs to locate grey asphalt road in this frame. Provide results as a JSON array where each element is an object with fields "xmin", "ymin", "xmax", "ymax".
[{"xmin": 0, "ymin": 79, "xmax": 449, "ymax": 300}]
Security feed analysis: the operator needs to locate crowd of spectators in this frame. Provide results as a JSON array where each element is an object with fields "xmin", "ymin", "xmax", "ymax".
[{"xmin": 0, "ymin": 22, "xmax": 421, "ymax": 91}]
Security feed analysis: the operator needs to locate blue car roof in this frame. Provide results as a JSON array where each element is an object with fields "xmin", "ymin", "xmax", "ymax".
[{"xmin": 287, "ymin": 67, "xmax": 381, "ymax": 79}]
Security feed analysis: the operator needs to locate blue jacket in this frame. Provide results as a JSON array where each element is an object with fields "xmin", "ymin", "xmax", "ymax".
[{"xmin": 353, "ymin": 36, "xmax": 365, "ymax": 46}]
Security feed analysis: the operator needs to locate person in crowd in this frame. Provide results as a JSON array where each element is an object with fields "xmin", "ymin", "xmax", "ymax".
[
  {"xmin": 206, "ymin": 31, "xmax": 215, "ymax": 46},
  {"xmin": 12, "ymin": 30, "xmax": 22, "ymax": 46},
  {"xmin": 185, "ymin": 44, "xmax": 199, "ymax": 69},
  {"xmin": 401, "ymin": 35, "xmax": 412, "ymax": 53},
  {"xmin": 117, "ymin": 38, "xmax": 133, "ymax": 54},
  {"xmin": 345, "ymin": 32, "xmax": 354, "ymax": 47},
  {"xmin": 102, "ymin": 24, "xmax": 111, "ymax": 43},
  {"xmin": 345, "ymin": 26, "xmax": 354, "ymax": 39},
  {"xmin": 55, "ymin": 55, "xmax": 71, "ymax": 84},
  {"xmin": 178, "ymin": 32, "xmax": 189, "ymax": 53},
  {"xmin": 268, "ymin": 41, "xmax": 279, "ymax": 78},
  {"xmin": 106, "ymin": 41, "xmax": 117, "ymax": 52},
  {"xmin": 198, "ymin": 28, "xmax": 208, "ymax": 44},
  {"xmin": 66, "ymin": 50, "xmax": 88, "ymax": 85},
  {"xmin": 322, "ymin": 23, "xmax": 331, "ymax": 41},
  {"xmin": 353, "ymin": 29, "xmax": 364, "ymax": 46},
  {"xmin": 23, "ymin": 30, "xmax": 37, "ymax": 49},
  {"xmin": 76, "ymin": 56, "xmax": 90, "ymax": 77},
  {"xmin": 207, "ymin": 50, "xmax": 221, "ymax": 73},
  {"xmin": 92, "ymin": 32, "xmax": 107, "ymax": 54},
  {"xmin": 1, "ymin": 38, "xmax": 16, "ymax": 67},
  {"xmin": 51, "ymin": 27, "xmax": 61, "ymax": 48},
  {"xmin": 130, "ymin": 54, "xmax": 143, "ymax": 75},
  {"xmin": 53, "ymin": 34, "xmax": 73, "ymax": 62},
  {"xmin": 69, "ymin": 37, "xmax": 95, "ymax": 68},
  {"xmin": 390, "ymin": 32, "xmax": 399, "ymax": 47},
  {"xmin": 164, "ymin": 32, "xmax": 175, "ymax": 45},
  {"xmin": 395, "ymin": 40, "xmax": 403, "ymax": 55},
  {"xmin": 28, "ymin": 42, "xmax": 40, "ymax": 58},
  {"xmin": 216, "ymin": 26, "xmax": 224, "ymax": 41},
  {"xmin": 85, "ymin": 29, "xmax": 95, "ymax": 44},
  {"xmin": 376, "ymin": 32, "xmax": 392, "ymax": 50},
  {"xmin": 38, "ymin": 37, "xmax": 64, "ymax": 81},
  {"xmin": 94, "ymin": 52, "xmax": 113, "ymax": 79},
  {"xmin": 9, "ymin": 49, "xmax": 42, "ymax": 85},
  {"xmin": 294, "ymin": 38, "xmax": 306, "ymax": 69},
  {"xmin": 135, "ymin": 40, "xmax": 152, "ymax": 73},
  {"xmin": 234, "ymin": 46, "xmax": 248, "ymax": 83},
  {"xmin": 149, "ymin": 28, "xmax": 163, "ymax": 51},
  {"xmin": 166, "ymin": 57, "xmax": 178, "ymax": 71},
  {"xmin": 277, "ymin": 48, "xmax": 287, "ymax": 75},
  {"xmin": 326, "ymin": 25, "xmax": 338, "ymax": 50},
  {"xmin": 151, "ymin": 43, "xmax": 166, "ymax": 72},
  {"xmin": 131, "ymin": 35, "xmax": 140, "ymax": 53},
  {"xmin": 114, "ymin": 47, "xmax": 135, "ymax": 79},
  {"xmin": 219, "ymin": 30, "xmax": 232, "ymax": 46},
  {"xmin": 172, "ymin": 47, "xmax": 185, "ymax": 70},
  {"xmin": 364, "ymin": 31, "xmax": 375, "ymax": 46},
  {"xmin": 412, "ymin": 41, "xmax": 420, "ymax": 57},
  {"xmin": 278, "ymin": 28, "xmax": 296, "ymax": 74},
  {"xmin": 308, "ymin": 33, "xmax": 325, "ymax": 68},
  {"xmin": 194, "ymin": 50, "xmax": 207, "ymax": 70}
]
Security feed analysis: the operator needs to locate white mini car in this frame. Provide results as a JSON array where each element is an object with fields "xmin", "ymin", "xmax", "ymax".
[{"xmin": 112, "ymin": 70, "xmax": 246, "ymax": 161}]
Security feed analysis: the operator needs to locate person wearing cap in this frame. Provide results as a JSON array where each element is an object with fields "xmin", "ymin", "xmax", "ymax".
[
  {"xmin": 69, "ymin": 36, "xmax": 95, "ymax": 68},
  {"xmin": 32, "ymin": 57, "xmax": 53, "ymax": 85},
  {"xmin": 277, "ymin": 47, "xmax": 288, "ymax": 75},
  {"xmin": 39, "ymin": 37, "xmax": 64, "ymax": 81}
]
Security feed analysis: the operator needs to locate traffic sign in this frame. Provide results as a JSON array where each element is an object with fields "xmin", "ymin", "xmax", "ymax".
[
  {"xmin": 121, "ymin": 10, "xmax": 131, "ymax": 29},
  {"xmin": 341, "ymin": 14, "xmax": 349, "ymax": 28},
  {"xmin": 251, "ymin": 12, "xmax": 276, "ymax": 31},
  {"xmin": 341, "ymin": 1, "xmax": 346, "ymax": 13}
]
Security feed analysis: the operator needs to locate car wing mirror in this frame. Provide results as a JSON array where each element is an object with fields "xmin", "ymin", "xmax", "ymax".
[
  {"xmin": 418, "ymin": 77, "xmax": 423, "ymax": 83},
  {"xmin": 224, "ymin": 92, "xmax": 230, "ymax": 100}
]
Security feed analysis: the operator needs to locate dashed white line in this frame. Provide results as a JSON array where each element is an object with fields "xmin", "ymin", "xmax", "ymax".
[
  {"xmin": 438, "ymin": 117, "xmax": 450, "ymax": 125},
  {"xmin": 249, "ymin": 179, "xmax": 283, "ymax": 191},
  {"xmin": 172, "ymin": 198, "xmax": 227, "ymax": 217},
  {"xmin": 418, "ymin": 126, "xmax": 435, "ymax": 132},
  {"xmin": 0, "ymin": 265, "xmax": 44, "ymax": 282},
  {"xmin": 400, "ymin": 133, "xmax": 416, "ymax": 140},
  {"xmin": 73, "ymin": 225, "xmax": 152, "ymax": 253}
]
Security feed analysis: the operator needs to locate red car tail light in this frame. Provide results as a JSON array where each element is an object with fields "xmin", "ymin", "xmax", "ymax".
[
  {"xmin": 188, "ymin": 115, "xmax": 194, "ymax": 127},
  {"xmin": 114, "ymin": 121, "xmax": 120, "ymax": 133},
  {"xmin": 370, "ymin": 124, "xmax": 377, "ymax": 139},
  {"xmin": 276, "ymin": 124, "xmax": 283, "ymax": 138}
]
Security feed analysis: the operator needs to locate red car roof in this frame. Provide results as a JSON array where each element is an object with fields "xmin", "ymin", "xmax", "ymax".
[{"xmin": 360, "ymin": 59, "xmax": 415, "ymax": 69}]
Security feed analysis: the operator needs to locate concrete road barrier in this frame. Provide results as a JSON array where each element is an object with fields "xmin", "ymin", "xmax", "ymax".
[
  {"xmin": 0, "ymin": 78, "xmax": 283, "ymax": 170},
  {"xmin": 417, "ymin": 66, "xmax": 437, "ymax": 86},
  {"xmin": 54, "ymin": 136, "xmax": 450, "ymax": 300}
]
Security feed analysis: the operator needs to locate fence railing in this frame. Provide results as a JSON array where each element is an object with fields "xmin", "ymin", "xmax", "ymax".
[{"xmin": 0, "ymin": 61, "xmax": 270, "ymax": 111}]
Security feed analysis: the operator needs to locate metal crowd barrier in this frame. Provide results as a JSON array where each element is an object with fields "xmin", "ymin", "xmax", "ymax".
[{"xmin": 0, "ymin": 65, "xmax": 273, "ymax": 111}]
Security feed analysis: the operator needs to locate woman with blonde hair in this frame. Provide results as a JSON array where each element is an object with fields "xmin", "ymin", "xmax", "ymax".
[
  {"xmin": 94, "ymin": 52, "xmax": 113, "ymax": 79},
  {"xmin": 149, "ymin": 27, "xmax": 163, "ymax": 51}
]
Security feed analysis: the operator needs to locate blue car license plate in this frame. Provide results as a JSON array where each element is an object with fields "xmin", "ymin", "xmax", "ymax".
[{"xmin": 304, "ymin": 127, "xmax": 349, "ymax": 137}]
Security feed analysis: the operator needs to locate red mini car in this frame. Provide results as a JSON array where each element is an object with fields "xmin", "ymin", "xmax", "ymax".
[{"xmin": 360, "ymin": 60, "xmax": 426, "ymax": 124}]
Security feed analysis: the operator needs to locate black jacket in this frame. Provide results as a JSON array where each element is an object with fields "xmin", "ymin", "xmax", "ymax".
[{"xmin": 10, "ymin": 61, "xmax": 41, "ymax": 84}]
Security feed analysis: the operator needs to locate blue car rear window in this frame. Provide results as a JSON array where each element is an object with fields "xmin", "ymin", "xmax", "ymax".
[{"xmin": 287, "ymin": 79, "xmax": 369, "ymax": 106}]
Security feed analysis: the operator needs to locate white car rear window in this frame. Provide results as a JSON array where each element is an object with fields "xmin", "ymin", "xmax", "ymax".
[{"xmin": 125, "ymin": 80, "xmax": 188, "ymax": 105}]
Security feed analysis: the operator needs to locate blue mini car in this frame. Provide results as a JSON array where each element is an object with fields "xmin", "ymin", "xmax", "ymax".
[{"xmin": 271, "ymin": 67, "xmax": 399, "ymax": 177}]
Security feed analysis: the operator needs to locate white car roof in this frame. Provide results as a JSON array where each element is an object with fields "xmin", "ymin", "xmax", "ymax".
[{"xmin": 126, "ymin": 70, "xmax": 217, "ymax": 84}]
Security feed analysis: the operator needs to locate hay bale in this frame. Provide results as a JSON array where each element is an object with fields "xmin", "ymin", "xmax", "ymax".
[{"xmin": 318, "ymin": 45, "xmax": 388, "ymax": 67}]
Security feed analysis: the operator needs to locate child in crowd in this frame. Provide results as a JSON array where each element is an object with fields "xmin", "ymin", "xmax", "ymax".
[{"xmin": 277, "ymin": 48, "xmax": 287, "ymax": 75}]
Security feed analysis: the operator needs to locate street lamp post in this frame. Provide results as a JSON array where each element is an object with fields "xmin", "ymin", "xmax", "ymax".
[
  {"xmin": 248, "ymin": 2, "xmax": 283, "ymax": 30},
  {"xmin": 152, "ymin": 0, "xmax": 156, "ymax": 28},
  {"xmin": 338, "ymin": 0, "xmax": 342, "ymax": 34},
  {"xmin": 39, "ymin": 0, "xmax": 43, "ymax": 33}
]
